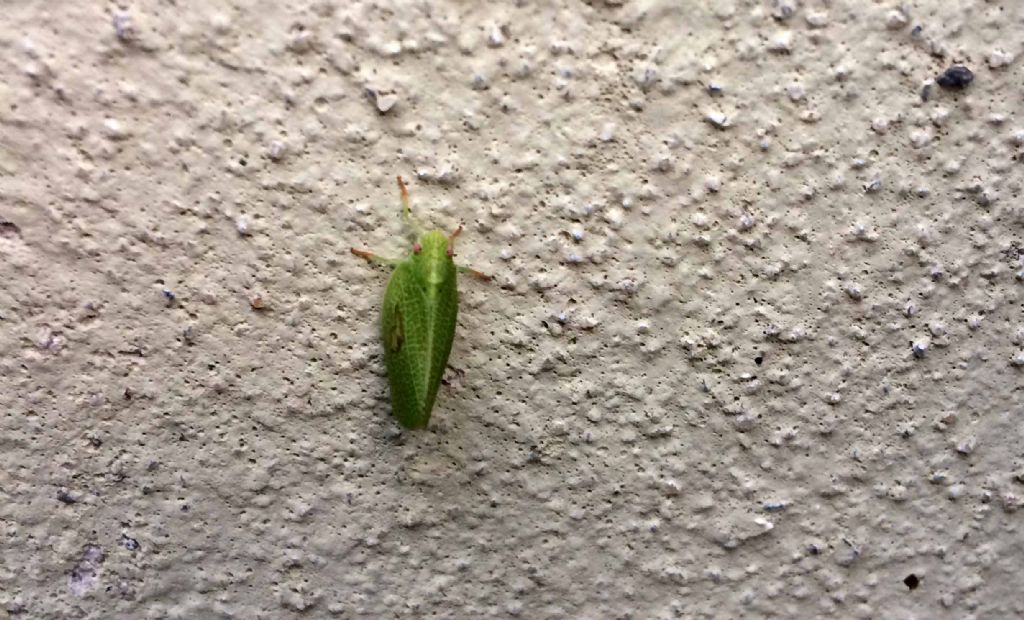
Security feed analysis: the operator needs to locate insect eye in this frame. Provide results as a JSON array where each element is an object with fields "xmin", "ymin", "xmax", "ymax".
[{"xmin": 413, "ymin": 243, "xmax": 422, "ymax": 254}]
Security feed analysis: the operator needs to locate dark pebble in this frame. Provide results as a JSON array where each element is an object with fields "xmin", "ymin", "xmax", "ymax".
[{"xmin": 936, "ymin": 65, "xmax": 974, "ymax": 89}]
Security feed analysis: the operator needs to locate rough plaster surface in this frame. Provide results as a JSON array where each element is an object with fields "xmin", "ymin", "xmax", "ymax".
[{"xmin": 1, "ymin": 0, "xmax": 1023, "ymax": 618}]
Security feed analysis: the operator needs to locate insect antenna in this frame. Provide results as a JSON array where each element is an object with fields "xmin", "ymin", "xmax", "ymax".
[{"xmin": 397, "ymin": 176, "xmax": 425, "ymax": 239}]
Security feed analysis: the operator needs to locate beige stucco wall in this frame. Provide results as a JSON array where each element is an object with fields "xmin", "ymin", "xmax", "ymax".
[{"xmin": 2, "ymin": 1, "xmax": 1022, "ymax": 618}]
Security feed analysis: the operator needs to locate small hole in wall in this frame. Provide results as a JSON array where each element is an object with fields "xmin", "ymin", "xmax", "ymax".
[{"xmin": 903, "ymin": 574, "xmax": 920, "ymax": 590}]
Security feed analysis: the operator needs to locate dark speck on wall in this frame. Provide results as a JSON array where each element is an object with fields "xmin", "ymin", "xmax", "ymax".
[
  {"xmin": 904, "ymin": 574, "xmax": 920, "ymax": 590},
  {"xmin": 936, "ymin": 65, "xmax": 974, "ymax": 89}
]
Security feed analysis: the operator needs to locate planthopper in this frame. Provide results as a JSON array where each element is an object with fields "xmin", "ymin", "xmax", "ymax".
[{"xmin": 351, "ymin": 176, "xmax": 489, "ymax": 429}]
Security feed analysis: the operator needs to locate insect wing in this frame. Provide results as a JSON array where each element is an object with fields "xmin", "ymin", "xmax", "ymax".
[{"xmin": 381, "ymin": 261, "xmax": 429, "ymax": 428}]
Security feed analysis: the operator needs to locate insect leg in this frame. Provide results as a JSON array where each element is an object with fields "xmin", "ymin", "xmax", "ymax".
[
  {"xmin": 456, "ymin": 264, "xmax": 492, "ymax": 281},
  {"xmin": 350, "ymin": 247, "xmax": 401, "ymax": 266},
  {"xmin": 446, "ymin": 224, "xmax": 490, "ymax": 280}
]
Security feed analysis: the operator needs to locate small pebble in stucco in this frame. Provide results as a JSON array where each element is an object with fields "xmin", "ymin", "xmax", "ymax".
[
  {"xmin": 68, "ymin": 545, "xmax": 104, "ymax": 596},
  {"xmin": 705, "ymin": 110, "xmax": 730, "ymax": 129},
  {"xmin": 102, "ymin": 118, "xmax": 128, "ymax": 140},
  {"xmin": 268, "ymin": 140, "xmax": 286, "ymax": 161},
  {"xmin": 119, "ymin": 534, "xmax": 141, "ymax": 551},
  {"xmin": 112, "ymin": 11, "xmax": 133, "ymax": 41},
  {"xmin": 936, "ymin": 65, "xmax": 974, "ymax": 90},
  {"xmin": 956, "ymin": 436, "xmax": 976, "ymax": 455},
  {"xmin": 912, "ymin": 342, "xmax": 928, "ymax": 358}
]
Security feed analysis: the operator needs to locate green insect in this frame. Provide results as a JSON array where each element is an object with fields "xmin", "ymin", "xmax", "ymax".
[{"xmin": 351, "ymin": 176, "xmax": 489, "ymax": 429}]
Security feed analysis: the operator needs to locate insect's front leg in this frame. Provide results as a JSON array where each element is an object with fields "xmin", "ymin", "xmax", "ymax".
[
  {"xmin": 446, "ymin": 225, "xmax": 492, "ymax": 281},
  {"xmin": 350, "ymin": 248, "xmax": 401, "ymax": 267},
  {"xmin": 456, "ymin": 264, "xmax": 492, "ymax": 281}
]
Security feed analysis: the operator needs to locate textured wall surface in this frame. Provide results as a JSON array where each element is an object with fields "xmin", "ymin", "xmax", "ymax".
[{"xmin": 1, "ymin": 0, "xmax": 1023, "ymax": 618}]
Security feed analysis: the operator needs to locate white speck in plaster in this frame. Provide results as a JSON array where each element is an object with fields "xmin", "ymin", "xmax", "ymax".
[
  {"xmin": 835, "ymin": 540, "xmax": 861, "ymax": 567},
  {"xmin": 470, "ymin": 73, "xmax": 489, "ymax": 91},
  {"xmin": 236, "ymin": 216, "xmax": 250, "ymax": 236},
  {"xmin": 112, "ymin": 11, "xmax": 134, "ymax": 41},
  {"xmin": 380, "ymin": 39, "xmax": 402, "ymax": 57},
  {"xmin": 705, "ymin": 110, "xmax": 730, "ymax": 129},
  {"xmin": 851, "ymin": 223, "xmax": 877, "ymax": 242},
  {"xmin": 768, "ymin": 31, "xmax": 794, "ymax": 53},
  {"xmin": 603, "ymin": 207, "xmax": 624, "ymax": 229},
  {"xmin": 910, "ymin": 129, "xmax": 933, "ymax": 148},
  {"xmin": 912, "ymin": 341, "xmax": 929, "ymax": 358},
  {"xmin": 987, "ymin": 49, "xmax": 1014, "ymax": 69},
  {"xmin": 102, "ymin": 118, "xmax": 128, "ymax": 140},
  {"xmin": 930, "ymin": 107, "xmax": 950, "ymax": 126},
  {"xmin": 487, "ymin": 25, "xmax": 505, "ymax": 47},
  {"xmin": 885, "ymin": 10, "xmax": 909, "ymax": 30},
  {"xmin": 268, "ymin": 140, "xmax": 286, "ymax": 161},
  {"xmin": 68, "ymin": 545, "xmax": 104, "ymax": 596},
  {"xmin": 1002, "ymin": 494, "xmax": 1022, "ymax": 513},
  {"xmin": 634, "ymin": 65, "xmax": 660, "ymax": 92},
  {"xmin": 956, "ymin": 436, "xmax": 977, "ymax": 456},
  {"xmin": 209, "ymin": 12, "xmax": 232, "ymax": 34},
  {"xmin": 805, "ymin": 11, "xmax": 829, "ymax": 28},
  {"xmin": 786, "ymin": 82, "xmax": 806, "ymax": 102},
  {"xmin": 1010, "ymin": 352, "xmax": 1024, "ymax": 367},
  {"xmin": 844, "ymin": 283, "xmax": 863, "ymax": 301},
  {"xmin": 373, "ymin": 92, "xmax": 398, "ymax": 114}
]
